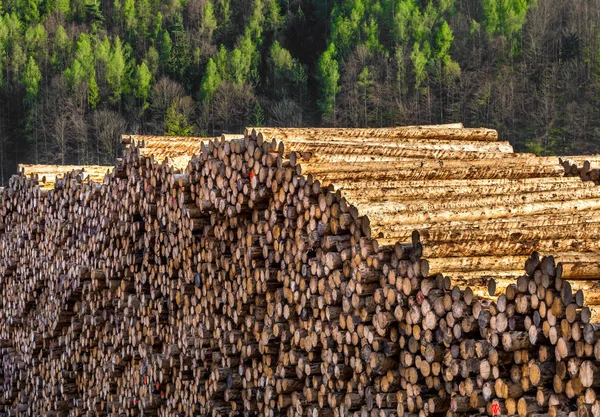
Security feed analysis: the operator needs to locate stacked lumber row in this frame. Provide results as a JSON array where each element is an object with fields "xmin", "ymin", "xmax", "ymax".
[
  {"xmin": 560, "ymin": 157, "xmax": 600, "ymax": 184},
  {"xmin": 121, "ymin": 134, "xmax": 243, "ymax": 170},
  {"xmin": 255, "ymin": 127, "xmax": 600, "ymax": 301},
  {"xmin": 1, "ymin": 126, "xmax": 600, "ymax": 417},
  {"xmin": 18, "ymin": 164, "xmax": 112, "ymax": 189}
]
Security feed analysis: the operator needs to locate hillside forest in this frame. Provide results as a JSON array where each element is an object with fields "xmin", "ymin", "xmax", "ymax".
[{"xmin": 0, "ymin": 0, "xmax": 599, "ymax": 183}]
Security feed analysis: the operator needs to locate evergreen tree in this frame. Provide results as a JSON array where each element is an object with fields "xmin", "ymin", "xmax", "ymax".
[
  {"xmin": 164, "ymin": 103, "xmax": 194, "ymax": 136},
  {"xmin": 317, "ymin": 42, "xmax": 341, "ymax": 123},
  {"xmin": 22, "ymin": 56, "xmax": 41, "ymax": 104},
  {"xmin": 133, "ymin": 61, "xmax": 152, "ymax": 110},
  {"xmin": 410, "ymin": 41, "xmax": 428, "ymax": 90},
  {"xmin": 200, "ymin": 1, "xmax": 217, "ymax": 40},
  {"xmin": 105, "ymin": 36, "xmax": 126, "ymax": 103},
  {"xmin": 200, "ymin": 57, "xmax": 221, "ymax": 101},
  {"xmin": 435, "ymin": 21, "xmax": 453, "ymax": 64},
  {"xmin": 88, "ymin": 72, "xmax": 99, "ymax": 108},
  {"xmin": 356, "ymin": 65, "xmax": 372, "ymax": 125}
]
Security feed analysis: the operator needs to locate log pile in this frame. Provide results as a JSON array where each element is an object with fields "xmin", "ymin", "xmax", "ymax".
[
  {"xmin": 560, "ymin": 157, "xmax": 600, "ymax": 184},
  {"xmin": 1, "ymin": 124, "xmax": 600, "ymax": 416},
  {"xmin": 18, "ymin": 164, "xmax": 112, "ymax": 189},
  {"xmin": 255, "ymin": 127, "xmax": 600, "ymax": 299}
]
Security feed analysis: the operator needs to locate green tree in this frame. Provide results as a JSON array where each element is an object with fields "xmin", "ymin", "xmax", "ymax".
[
  {"xmin": 25, "ymin": 24, "xmax": 47, "ymax": 60},
  {"xmin": 136, "ymin": 0, "xmax": 152, "ymax": 38},
  {"xmin": 217, "ymin": 0, "xmax": 231, "ymax": 29},
  {"xmin": 200, "ymin": 0, "xmax": 217, "ymax": 40},
  {"xmin": 24, "ymin": 0, "xmax": 41, "ymax": 24},
  {"xmin": 265, "ymin": 0, "xmax": 280, "ymax": 33},
  {"xmin": 64, "ymin": 59, "xmax": 86, "ymax": 90},
  {"xmin": 317, "ymin": 42, "xmax": 341, "ymax": 122},
  {"xmin": 133, "ymin": 61, "xmax": 152, "ymax": 110},
  {"xmin": 74, "ymin": 33, "xmax": 94, "ymax": 78},
  {"xmin": 200, "ymin": 58, "xmax": 221, "ymax": 101},
  {"xmin": 122, "ymin": 0, "xmax": 136, "ymax": 36},
  {"xmin": 482, "ymin": 0, "xmax": 499, "ymax": 36},
  {"xmin": 159, "ymin": 30, "xmax": 172, "ymax": 68},
  {"xmin": 229, "ymin": 36, "xmax": 256, "ymax": 84},
  {"xmin": 165, "ymin": 102, "xmax": 194, "ymax": 136},
  {"xmin": 88, "ymin": 72, "xmax": 99, "ymax": 108},
  {"xmin": 54, "ymin": 0, "xmax": 70, "ymax": 13},
  {"xmin": 22, "ymin": 56, "xmax": 41, "ymax": 104},
  {"xmin": 245, "ymin": 0, "xmax": 264, "ymax": 41},
  {"xmin": 357, "ymin": 65, "xmax": 373, "ymax": 125},
  {"xmin": 435, "ymin": 21, "xmax": 453, "ymax": 64},
  {"xmin": 167, "ymin": 13, "xmax": 192, "ymax": 80},
  {"xmin": 252, "ymin": 101, "xmax": 264, "ymax": 126},
  {"xmin": 394, "ymin": 0, "xmax": 416, "ymax": 43},
  {"xmin": 51, "ymin": 25, "xmax": 71, "ymax": 70},
  {"xmin": 145, "ymin": 46, "xmax": 159, "ymax": 75},
  {"xmin": 269, "ymin": 41, "xmax": 306, "ymax": 100},
  {"xmin": 410, "ymin": 41, "xmax": 428, "ymax": 90},
  {"xmin": 11, "ymin": 44, "xmax": 27, "ymax": 83},
  {"xmin": 105, "ymin": 36, "xmax": 126, "ymax": 103}
]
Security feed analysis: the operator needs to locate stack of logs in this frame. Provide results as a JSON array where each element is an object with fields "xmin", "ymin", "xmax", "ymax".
[
  {"xmin": 0, "ymin": 127, "xmax": 600, "ymax": 417},
  {"xmin": 561, "ymin": 156, "xmax": 600, "ymax": 184},
  {"xmin": 260, "ymin": 127, "xmax": 600, "ymax": 310}
]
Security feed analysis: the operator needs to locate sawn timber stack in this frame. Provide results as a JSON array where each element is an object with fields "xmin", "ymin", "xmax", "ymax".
[{"xmin": 1, "ymin": 124, "xmax": 600, "ymax": 416}]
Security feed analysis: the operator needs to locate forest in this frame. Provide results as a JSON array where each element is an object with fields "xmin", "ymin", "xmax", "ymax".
[{"xmin": 0, "ymin": 0, "xmax": 599, "ymax": 183}]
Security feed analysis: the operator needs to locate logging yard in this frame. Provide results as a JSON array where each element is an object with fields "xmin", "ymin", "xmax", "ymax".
[{"xmin": 5, "ymin": 123, "xmax": 600, "ymax": 417}]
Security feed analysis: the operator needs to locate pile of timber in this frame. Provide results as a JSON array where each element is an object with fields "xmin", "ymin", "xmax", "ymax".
[
  {"xmin": 18, "ymin": 164, "xmax": 113, "ymax": 189},
  {"xmin": 560, "ymin": 157, "xmax": 600, "ymax": 184},
  {"xmin": 1, "ymin": 125, "xmax": 600, "ymax": 416},
  {"xmin": 253, "ymin": 127, "xmax": 600, "ymax": 303}
]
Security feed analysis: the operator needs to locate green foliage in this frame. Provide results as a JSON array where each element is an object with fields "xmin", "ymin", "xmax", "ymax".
[
  {"xmin": 11, "ymin": 43, "xmax": 27, "ymax": 82},
  {"xmin": 74, "ymin": 33, "xmax": 94, "ymax": 77},
  {"xmin": 200, "ymin": 58, "xmax": 221, "ymax": 101},
  {"xmin": 410, "ymin": 41, "xmax": 428, "ymax": 90},
  {"xmin": 145, "ymin": 46, "xmax": 159, "ymax": 75},
  {"xmin": 122, "ymin": 0, "xmax": 136, "ymax": 35},
  {"xmin": 133, "ymin": 61, "xmax": 152, "ymax": 109},
  {"xmin": 317, "ymin": 42, "xmax": 340, "ymax": 121},
  {"xmin": 435, "ymin": 21, "xmax": 453, "ymax": 64},
  {"xmin": 159, "ymin": 30, "xmax": 172, "ymax": 66},
  {"xmin": 55, "ymin": 0, "xmax": 70, "ymax": 14},
  {"xmin": 135, "ymin": 0, "xmax": 152, "ymax": 38},
  {"xmin": 105, "ymin": 36, "xmax": 126, "ymax": 103},
  {"xmin": 51, "ymin": 26, "xmax": 71, "ymax": 69},
  {"xmin": 394, "ymin": 0, "xmax": 416, "ymax": 43},
  {"xmin": 64, "ymin": 59, "xmax": 86, "ymax": 90},
  {"xmin": 482, "ymin": 0, "xmax": 499, "ymax": 36},
  {"xmin": 265, "ymin": 0, "xmax": 280, "ymax": 33},
  {"xmin": 245, "ymin": 0, "xmax": 264, "ymax": 42},
  {"xmin": 216, "ymin": 0, "xmax": 230, "ymax": 29},
  {"xmin": 88, "ymin": 71, "xmax": 99, "ymax": 108},
  {"xmin": 481, "ymin": 0, "xmax": 530, "ymax": 44},
  {"xmin": 269, "ymin": 41, "xmax": 306, "ymax": 99},
  {"xmin": 330, "ymin": 0, "xmax": 366, "ymax": 59},
  {"xmin": 24, "ymin": 0, "xmax": 40, "ymax": 24},
  {"xmin": 229, "ymin": 36, "xmax": 256, "ymax": 84},
  {"xmin": 201, "ymin": 1, "xmax": 217, "ymax": 40},
  {"xmin": 357, "ymin": 65, "xmax": 373, "ymax": 123},
  {"xmin": 21, "ymin": 56, "xmax": 41, "ymax": 103},
  {"xmin": 252, "ymin": 101, "xmax": 264, "ymax": 126},
  {"xmin": 24, "ymin": 23, "xmax": 46, "ymax": 58},
  {"xmin": 85, "ymin": 0, "xmax": 104, "ymax": 23},
  {"xmin": 165, "ymin": 102, "xmax": 194, "ymax": 136},
  {"xmin": 364, "ymin": 18, "xmax": 383, "ymax": 54},
  {"xmin": 167, "ymin": 12, "xmax": 192, "ymax": 80}
]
